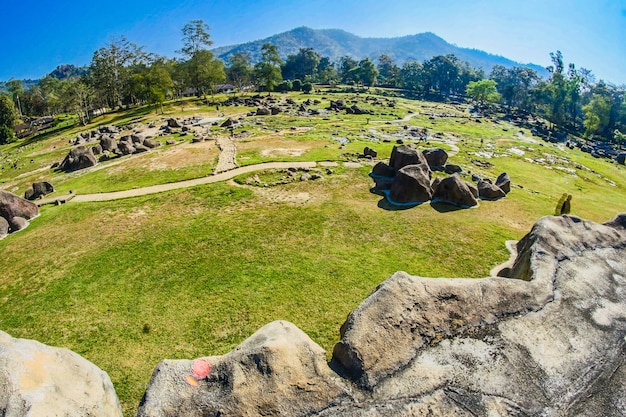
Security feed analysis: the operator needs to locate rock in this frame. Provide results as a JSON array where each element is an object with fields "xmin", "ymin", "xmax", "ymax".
[
  {"xmin": 131, "ymin": 134, "xmax": 144, "ymax": 144},
  {"xmin": 422, "ymin": 148, "xmax": 448, "ymax": 169},
  {"xmin": 0, "ymin": 330, "xmax": 122, "ymax": 416},
  {"xmin": 311, "ymin": 173, "xmax": 323, "ymax": 180},
  {"xmin": 495, "ymin": 172, "xmax": 511, "ymax": 194},
  {"xmin": 256, "ymin": 107, "xmax": 271, "ymax": 116},
  {"xmin": 617, "ymin": 152, "xmax": 626, "ymax": 165},
  {"xmin": 0, "ymin": 191, "xmax": 39, "ymax": 230},
  {"xmin": 59, "ymin": 146, "xmax": 98, "ymax": 171},
  {"xmin": 167, "ymin": 118, "xmax": 182, "ymax": 128},
  {"xmin": 9, "ymin": 216, "xmax": 28, "ymax": 232},
  {"xmin": 191, "ymin": 137, "xmax": 204, "ymax": 143},
  {"xmin": 166, "ymin": 139, "xmax": 177, "ymax": 145},
  {"xmin": 117, "ymin": 141, "xmax": 136, "ymax": 155},
  {"xmin": 363, "ymin": 147, "xmax": 378, "ymax": 158},
  {"xmin": 220, "ymin": 118, "xmax": 236, "ymax": 128},
  {"xmin": 350, "ymin": 104, "xmax": 370, "ymax": 115},
  {"xmin": 443, "ymin": 163, "xmax": 462, "ymax": 174},
  {"xmin": 136, "ymin": 321, "xmax": 348, "ymax": 417},
  {"xmin": 100, "ymin": 136, "xmax": 118, "ymax": 152},
  {"xmin": 389, "ymin": 145, "xmax": 430, "ymax": 173},
  {"xmin": 0, "ymin": 216, "xmax": 8, "ymax": 238},
  {"xmin": 24, "ymin": 181, "xmax": 54, "ymax": 200},
  {"xmin": 371, "ymin": 162, "xmax": 395, "ymax": 178},
  {"xmin": 432, "ymin": 173, "xmax": 479, "ymax": 207},
  {"xmin": 270, "ymin": 106, "xmax": 281, "ymax": 115},
  {"xmin": 133, "ymin": 144, "xmax": 150, "ymax": 153},
  {"xmin": 91, "ymin": 144, "xmax": 103, "ymax": 155},
  {"xmin": 467, "ymin": 182, "xmax": 479, "ymax": 198},
  {"xmin": 143, "ymin": 138, "xmax": 160, "ymax": 148},
  {"xmin": 300, "ymin": 173, "xmax": 311, "ymax": 181},
  {"xmin": 478, "ymin": 180, "xmax": 506, "ymax": 200},
  {"xmin": 389, "ymin": 164, "xmax": 433, "ymax": 204}
]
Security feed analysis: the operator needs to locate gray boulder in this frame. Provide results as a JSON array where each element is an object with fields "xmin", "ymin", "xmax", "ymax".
[
  {"xmin": 59, "ymin": 146, "xmax": 97, "ymax": 171},
  {"xmin": 371, "ymin": 162, "xmax": 394, "ymax": 178},
  {"xmin": 389, "ymin": 164, "xmax": 432, "ymax": 204},
  {"xmin": 167, "ymin": 118, "xmax": 182, "ymax": 128},
  {"xmin": 422, "ymin": 148, "xmax": 448, "ymax": 168},
  {"xmin": 363, "ymin": 147, "xmax": 377, "ymax": 158},
  {"xmin": 100, "ymin": 136, "xmax": 118, "ymax": 152},
  {"xmin": 24, "ymin": 181, "xmax": 54, "ymax": 201},
  {"xmin": 117, "ymin": 141, "xmax": 136, "ymax": 155},
  {"xmin": 478, "ymin": 180, "xmax": 506, "ymax": 200},
  {"xmin": 133, "ymin": 144, "xmax": 150, "ymax": 154},
  {"xmin": 92, "ymin": 143, "xmax": 103, "ymax": 155},
  {"xmin": 495, "ymin": 172, "xmax": 511, "ymax": 194},
  {"xmin": 389, "ymin": 145, "xmax": 430, "ymax": 173},
  {"xmin": 0, "ymin": 330, "xmax": 122, "ymax": 416},
  {"xmin": 432, "ymin": 173, "xmax": 478, "ymax": 207},
  {"xmin": 616, "ymin": 152, "xmax": 626, "ymax": 165},
  {"xmin": 0, "ymin": 190, "xmax": 39, "ymax": 233},
  {"xmin": 143, "ymin": 138, "xmax": 161, "ymax": 149},
  {"xmin": 443, "ymin": 163, "xmax": 462, "ymax": 174},
  {"xmin": 0, "ymin": 216, "xmax": 8, "ymax": 239},
  {"xmin": 136, "ymin": 321, "xmax": 349, "ymax": 417},
  {"xmin": 256, "ymin": 107, "xmax": 271, "ymax": 116}
]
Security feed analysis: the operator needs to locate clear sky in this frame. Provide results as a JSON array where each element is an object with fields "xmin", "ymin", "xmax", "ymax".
[{"xmin": 2, "ymin": 0, "xmax": 625, "ymax": 84}]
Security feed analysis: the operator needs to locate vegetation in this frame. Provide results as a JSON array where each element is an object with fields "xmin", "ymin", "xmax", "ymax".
[{"xmin": 1, "ymin": 87, "xmax": 625, "ymax": 416}]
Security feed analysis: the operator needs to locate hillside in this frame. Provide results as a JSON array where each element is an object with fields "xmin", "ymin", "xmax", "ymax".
[{"xmin": 213, "ymin": 26, "xmax": 548, "ymax": 76}]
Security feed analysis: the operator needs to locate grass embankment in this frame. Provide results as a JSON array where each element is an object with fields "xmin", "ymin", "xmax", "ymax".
[{"xmin": 1, "ymin": 90, "xmax": 625, "ymax": 415}]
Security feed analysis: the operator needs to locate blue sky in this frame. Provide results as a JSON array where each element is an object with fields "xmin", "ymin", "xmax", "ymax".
[{"xmin": 2, "ymin": 0, "xmax": 625, "ymax": 84}]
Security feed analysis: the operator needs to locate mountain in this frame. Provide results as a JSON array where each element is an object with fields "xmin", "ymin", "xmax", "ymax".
[{"xmin": 213, "ymin": 27, "xmax": 548, "ymax": 77}]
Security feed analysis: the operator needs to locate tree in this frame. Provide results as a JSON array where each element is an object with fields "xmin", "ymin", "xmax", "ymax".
[
  {"xmin": 89, "ymin": 36, "xmax": 144, "ymax": 108},
  {"xmin": 227, "ymin": 53, "xmax": 253, "ymax": 94},
  {"xmin": 179, "ymin": 20, "xmax": 213, "ymax": 57},
  {"xmin": 0, "ymin": 95, "xmax": 18, "ymax": 144},
  {"xmin": 466, "ymin": 80, "xmax": 501, "ymax": 106},
  {"xmin": 6, "ymin": 79, "xmax": 24, "ymax": 116},
  {"xmin": 399, "ymin": 61, "xmax": 425, "ymax": 92},
  {"xmin": 315, "ymin": 57, "xmax": 338, "ymax": 84},
  {"xmin": 254, "ymin": 44, "xmax": 283, "ymax": 94},
  {"xmin": 282, "ymin": 48, "xmax": 320, "ymax": 81},
  {"xmin": 302, "ymin": 82, "xmax": 313, "ymax": 94},
  {"xmin": 490, "ymin": 65, "xmax": 540, "ymax": 112},
  {"xmin": 358, "ymin": 57, "xmax": 378, "ymax": 86},
  {"xmin": 583, "ymin": 94, "xmax": 612, "ymax": 137},
  {"xmin": 184, "ymin": 50, "xmax": 225, "ymax": 99},
  {"xmin": 338, "ymin": 56, "xmax": 358, "ymax": 83},
  {"xmin": 377, "ymin": 54, "xmax": 399, "ymax": 87}
]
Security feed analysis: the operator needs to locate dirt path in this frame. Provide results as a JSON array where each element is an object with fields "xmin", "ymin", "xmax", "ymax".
[
  {"xmin": 215, "ymin": 136, "xmax": 238, "ymax": 173},
  {"xmin": 67, "ymin": 161, "xmax": 317, "ymax": 203}
]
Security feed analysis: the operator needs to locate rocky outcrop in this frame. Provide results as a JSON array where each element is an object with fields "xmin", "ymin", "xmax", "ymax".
[
  {"xmin": 422, "ymin": 147, "xmax": 448, "ymax": 169},
  {"xmin": 0, "ymin": 330, "xmax": 122, "ymax": 416},
  {"xmin": 389, "ymin": 164, "xmax": 432, "ymax": 204},
  {"xmin": 389, "ymin": 145, "xmax": 429, "ymax": 172},
  {"xmin": 432, "ymin": 173, "xmax": 478, "ymax": 207},
  {"xmin": 24, "ymin": 181, "xmax": 54, "ymax": 201},
  {"xmin": 0, "ymin": 190, "xmax": 39, "ymax": 234},
  {"xmin": 59, "ymin": 145, "xmax": 98, "ymax": 171},
  {"xmin": 477, "ymin": 179, "xmax": 506, "ymax": 200},
  {"xmin": 137, "ymin": 214, "xmax": 626, "ymax": 416}
]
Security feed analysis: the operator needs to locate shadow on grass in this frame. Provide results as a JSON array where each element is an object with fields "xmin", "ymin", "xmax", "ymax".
[
  {"xmin": 430, "ymin": 201, "xmax": 466, "ymax": 213},
  {"xmin": 377, "ymin": 197, "xmax": 420, "ymax": 211}
]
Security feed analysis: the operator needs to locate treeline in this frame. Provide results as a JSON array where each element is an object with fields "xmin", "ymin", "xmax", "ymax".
[{"xmin": 1, "ymin": 20, "xmax": 625, "ymax": 146}]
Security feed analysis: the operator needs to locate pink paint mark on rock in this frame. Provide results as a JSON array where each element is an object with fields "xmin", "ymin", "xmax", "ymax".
[{"xmin": 192, "ymin": 358, "xmax": 211, "ymax": 379}]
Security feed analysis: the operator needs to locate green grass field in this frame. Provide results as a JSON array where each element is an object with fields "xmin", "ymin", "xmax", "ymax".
[{"xmin": 1, "ymin": 90, "xmax": 624, "ymax": 415}]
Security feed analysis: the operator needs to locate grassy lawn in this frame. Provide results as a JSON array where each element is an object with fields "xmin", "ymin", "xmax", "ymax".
[{"xmin": 1, "ymin": 89, "xmax": 625, "ymax": 415}]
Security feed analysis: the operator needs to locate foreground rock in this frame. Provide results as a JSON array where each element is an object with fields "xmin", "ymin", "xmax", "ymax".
[
  {"xmin": 432, "ymin": 173, "xmax": 478, "ymax": 207},
  {"xmin": 136, "ymin": 321, "xmax": 350, "ymax": 417},
  {"xmin": 0, "ymin": 190, "xmax": 39, "ymax": 233},
  {"xmin": 136, "ymin": 213, "xmax": 626, "ymax": 416},
  {"xmin": 389, "ymin": 164, "xmax": 432, "ymax": 204},
  {"xmin": 24, "ymin": 181, "xmax": 54, "ymax": 200},
  {"xmin": 0, "ymin": 331, "xmax": 122, "ymax": 416}
]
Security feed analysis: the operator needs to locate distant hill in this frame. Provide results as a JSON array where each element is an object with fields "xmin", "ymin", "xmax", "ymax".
[{"xmin": 213, "ymin": 27, "xmax": 548, "ymax": 77}]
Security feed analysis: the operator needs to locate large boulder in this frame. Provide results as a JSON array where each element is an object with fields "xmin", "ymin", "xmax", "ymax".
[
  {"xmin": 0, "ymin": 216, "xmax": 8, "ymax": 239},
  {"xmin": 256, "ymin": 107, "xmax": 271, "ymax": 116},
  {"xmin": 0, "ymin": 190, "xmax": 39, "ymax": 232},
  {"xmin": 388, "ymin": 164, "xmax": 432, "ymax": 204},
  {"xmin": 59, "ymin": 146, "xmax": 97, "ymax": 172},
  {"xmin": 478, "ymin": 180, "xmax": 506, "ymax": 200},
  {"xmin": 136, "ymin": 321, "xmax": 350, "ymax": 417},
  {"xmin": 432, "ymin": 173, "xmax": 478, "ymax": 208},
  {"xmin": 167, "ymin": 118, "xmax": 182, "ymax": 128},
  {"xmin": 422, "ymin": 148, "xmax": 448, "ymax": 169},
  {"xmin": 100, "ymin": 136, "xmax": 118, "ymax": 152},
  {"xmin": 495, "ymin": 172, "xmax": 511, "ymax": 194},
  {"xmin": 0, "ymin": 330, "xmax": 122, "ymax": 416},
  {"xmin": 143, "ymin": 138, "xmax": 161, "ymax": 149},
  {"xmin": 24, "ymin": 181, "xmax": 54, "ymax": 201},
  {"xmin": 389, "ymin": 145, "xmax": 430, "ymax": 172},
  {"xmin": 616, "ymin": 152, "xmax": 626, "ymax": 165},
  {"xmin": 117, "ymin": 141, "xmax": 136, "ymax": 155},
  {"xmin": 371, "ymin": 162, "xmax": 395, "ymax": 178}
]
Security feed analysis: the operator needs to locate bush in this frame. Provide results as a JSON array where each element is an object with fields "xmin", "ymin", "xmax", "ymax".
[
  {"xmin": 276, "ymin": 80, "xmax": 292, "ymax": 93},
  {"xmin": 302, "ymin": 82, "xmax": 313, "ymax": 94},
  {"xmin": 292, "ymin": 79, "xmax": 302, "ymax": 92},
  {"xmin": 0, "ymin": 125, "xmax": 16, "ymax": 145}
]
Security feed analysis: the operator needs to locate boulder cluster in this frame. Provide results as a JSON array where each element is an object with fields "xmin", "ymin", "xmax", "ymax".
[
  {"xmin": 58, "ymin": 128, "xmax": 163, "ymax": 172},
  {"xmin": 0, "ymin": 190, "xmax": 39, "ymax": 238},
  {"xmin": 371, "ymin": 144, "xmax": 510, "ymax": 208},
  {"xmin": 23, "ymin": 181, "xmax": 54, "ymax": 200}
]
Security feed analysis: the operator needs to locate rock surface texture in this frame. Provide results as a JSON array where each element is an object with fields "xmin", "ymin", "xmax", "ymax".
[
  {"xmin": 0, "ymin": 331, "xmax": 122, "ymax": 417},
  {"xmin": 0, "ymin": 190, "xmax": 39, "ymax": 234},
  {"xmin": 136, "ymin": 214, "xmax": 626, "ymax": 416}
]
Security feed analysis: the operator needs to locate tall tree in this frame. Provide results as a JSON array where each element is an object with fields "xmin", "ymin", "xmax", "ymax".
[
  {"xmin": 227, "ymin": 53, "xmax": 253, "ymax": 94},
  {"xmin": 338, "ymin": 56, "xmax": 358, "ymax": 83},
  {"xmin": 254, "ymin": 44, "xmax": 283, "ymax": 94},
  {"xmin": 282, "ymin": 48, "xmax": 321, "ymax": 81},
  {"xmin": 377, "ymin": 54, "xmax": 399, "ymax": 87},
  {"xmin": 0, "ymin": 95, "xmax": 18, "ymax": 144},
  {"xmin": 582, "ymin": 94, "xmax": 612, "ymax": 138},
  {"xmin": 89, "ymin": 36, "xmax": 144, "ymax": 108},
  {"xmin": 179, "ymin": 20, "xmax": 213, "ymax": 57},
  {"xmin": 399, "ymin": 61, "xmax": 425, "ymax": 92},
  {"xmin": 466, "ymin": 79, "xmax": 501, "ymax": 107},
  {"xmin": 184, "ymin": 50, "xmax": 225, "ymax": 99},
  {"xmin": 358, "ymin": 57, "xmax": 378, "ymax": 86}
]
